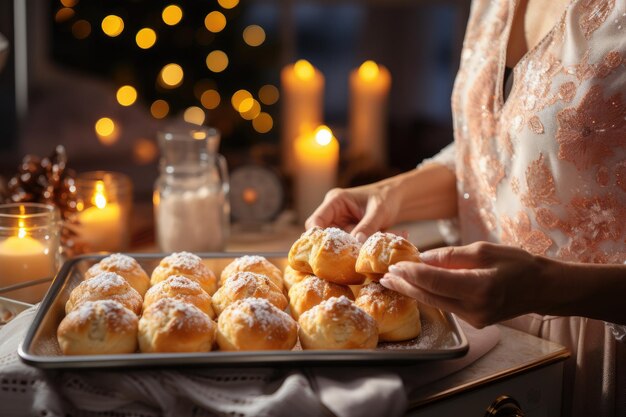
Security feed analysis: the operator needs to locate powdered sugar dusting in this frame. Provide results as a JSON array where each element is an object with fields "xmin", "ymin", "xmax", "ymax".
[
  {"xmin": 225, "ymin": 272, "xmax": 268, "ymax": 293},
  {"xmin": 70, "ymin": 300, "xmax": 137, "ymax": 333},
  {"xmin": 356, "ymin": 282, "xmax": 402, "ymax": 313},
  {"xmin": 81, "ymin": 272, "xmax": 129, "ymax": 293},
  {"xmin": 227, "ymin": 298, "xmax": 291, "ymax": 332},
  {"xmin": 144, "ymin": 298, "xmax": 210, "ymax": 330},
  {"xmin": 155, "ymin": 275, "xmax": 202, "ymax": 292},
  {"xmin": 322, "ymin": 227, "xmax": 361, "ymax": 255},
  {"xmin": 362, "ymin": 232, "xmax": 406, "ymax": 263},
  {"xmin": 230, "ymin": 255, "xmax": 271, "ymax": 269},
  {"xmin": 97, "ymin": 253, "xmax": 138, "ymax": 271},
  {"xmin": 163, "ymin": 251, "xmax": 203, "ymax": 270}
]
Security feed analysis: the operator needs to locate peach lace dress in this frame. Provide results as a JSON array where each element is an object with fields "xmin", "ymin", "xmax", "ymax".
[{"xmin": 429, "ymin": 0, "xmax": 626, "ymax": 415}]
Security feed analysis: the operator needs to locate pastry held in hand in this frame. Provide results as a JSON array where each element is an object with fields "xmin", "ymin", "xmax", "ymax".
[
  {"xmin": 65, "ymin": 272, "xmax": 143, "ymax": 315},
  {"xmin": 143, "ymin": 275, "xmax": 215, "ymax": 319},
  {"xmin": 356, "ymin": 232, "xmax": 420, "ymax": 279},
  {"xmin": 298, "ymin": 296, "xmax": 378, "ymax": 350},
  {"xmin": 212, "ymin": 271, "xmax": 288, "ymax": 316},
  {"xmin": 57, "ymin": 300, "xmax": 138, "ymax": 355},
  {"xmin": 354, "ymin": 282, "xmax": 421, "ymax": 341},
  {"xmin": 220, "ymin": 255, "xmax": 284, "ymax": 291},
  {"xmin": 288, "ymin": 275, "xmax": 354, "ymax": 320},
  {"xmin": 151, "ymin": 251, "xmax": 218, "ymax": 295},
  {"xmin": 138, "ymin": 298, "xmax": 216, "ymax": 353},
  {"xmin": 288, "ymin": 226, "xmax": 365, "ymax": 285},
  {"xmin": 84, "ymin": 253, "xmax": 150, "ymax": 296},
  {"xmin": 216, "ymin": 298, "xmax": 297, "ymax": 351}
]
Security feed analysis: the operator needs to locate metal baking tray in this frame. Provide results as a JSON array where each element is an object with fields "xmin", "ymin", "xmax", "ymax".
[{"xmin": 18, "ymin": 253, "xmax": 469, "ymax": 369}]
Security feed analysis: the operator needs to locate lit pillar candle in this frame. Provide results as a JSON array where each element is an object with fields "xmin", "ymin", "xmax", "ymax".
[
  {"xmin": 349, "ymin": 60, "xmax": 391, "ymax": 167},
  {"xmin": 294, "ymin": 125, "xmax": 339, "ymax": 223},
  {"xmin": 281, "ymin": 59, "xmax": 324, "ymax": 174},
  {"xmin": 0, "ymin": 220, "xmax": 54, "ymax": 303},
  {"xmin": 77, "ymin": 180, "xmax": 124, "ymax": 252}
]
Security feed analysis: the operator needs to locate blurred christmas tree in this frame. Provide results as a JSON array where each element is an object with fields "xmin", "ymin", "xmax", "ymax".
[{"xmin": 50, "ymin": 0, "xmax": 281, "ymax": 152}]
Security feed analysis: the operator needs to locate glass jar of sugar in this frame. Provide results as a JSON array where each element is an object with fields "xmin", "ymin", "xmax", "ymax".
[{"xmin": 154, "ymin": 126, "xmax": 230, "ymax": 252}]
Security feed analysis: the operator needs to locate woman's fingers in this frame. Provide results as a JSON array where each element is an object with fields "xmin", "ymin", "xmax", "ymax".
[
  {"xmin": 386, "ymin": 261, "xmax": 481, "ymax": 300},
  {"xmin": 419, "ymin": 241, "xmax": 497, "ymax": 269},
  {"xmin": 305, "ymin": 189, "xmax": 363, "ymax": 230},
  {"xmin": 351, "ymin": 194, "xmax": 388, "ymax": 241}
]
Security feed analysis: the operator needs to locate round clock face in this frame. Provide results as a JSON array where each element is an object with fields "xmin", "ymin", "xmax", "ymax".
[{"xmin": 230, "ymin": 165, "xmax": 285, "ymax": 223}]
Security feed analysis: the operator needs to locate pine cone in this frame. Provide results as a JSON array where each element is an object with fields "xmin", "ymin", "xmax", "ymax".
[{"xmin": 2, "ymin": 146, "xmax": 82, "ymax": 256}]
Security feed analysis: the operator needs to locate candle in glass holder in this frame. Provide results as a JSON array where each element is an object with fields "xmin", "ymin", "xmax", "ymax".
[
  {"xmin": 0, "ymin": 203, "xmax": 60, "ymax": 303},
  {"xmin": 281, "ymin": 59, "xmax": 324, "ymax": 174},
  {"xmin": 76, "ymin": 172, "xmax": 131, "ymax": 253},
  {"xmin": 349, "ymin": 60, "xmax": 391, "ymax": 167},
  {"xmin": 294, "ymin": 125, "xmax": 339, "ymax": 223}
]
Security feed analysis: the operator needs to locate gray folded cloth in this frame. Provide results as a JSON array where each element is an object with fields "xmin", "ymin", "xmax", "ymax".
[{"xmin": 0, "ymin": 307, "xmax": 499, "ymax": 417}]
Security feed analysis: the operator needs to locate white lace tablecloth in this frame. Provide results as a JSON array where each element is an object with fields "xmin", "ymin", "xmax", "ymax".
[{"xmin": 0, "ymin": 307, "xmax": 499, "ymax": 417}]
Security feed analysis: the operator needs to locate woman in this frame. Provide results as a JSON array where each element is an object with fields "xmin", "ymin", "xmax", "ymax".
[{"xmin": 307, "ymin": 0, "xmax": 626, "ymax": 415}]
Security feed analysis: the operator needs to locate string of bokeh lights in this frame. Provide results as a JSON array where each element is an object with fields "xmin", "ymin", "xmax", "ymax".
[{"xmin": 54, "ymin": 0, "xmax": 279, "ymax": 164}]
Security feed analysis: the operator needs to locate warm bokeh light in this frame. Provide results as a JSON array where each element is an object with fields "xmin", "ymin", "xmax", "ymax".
[
  {"xmin": 60, "ymin": 0, "xmax": 78, "ymax": 7},
  {"xmin": 252, "ymin": 112, "xmax": 273, "ymax": 133},
  {"xmin": 162, "ymin": 5, "xmax": 183, "ymax": 26},
  {"xmin": 205, "ymin": 50, "xmax": 228, "ymax": 73},
  {"xmin": 358, "ymin": 60, "xmax": 380, "ymax": 81},
  {"xmin": 240, "ymin": 99, "xmax": 260, "ymax": 120},
  {"xmin": 116, "ymin": 85, "xmax": 137, "ymax": 106},
  {"xmin": 94, "ymin": 117, "xmax": 119, "ymax": 145},
  {"xmin": 258, "ymin": 84, "xmax": 279, "ymax": 105},
  {"xmin": 242, "ymin": 25, "xmax": 265, "ymax": 47},
  {"xmin": 71, "ymin": 20, "xmax": 91, "ymax": 39},
  {"xmin": 133, "ymin": 138, "xmax": 158, "ymax": 165},
  {"xmin": 314, "ymin": 126, "xmax": 333, "ymax": 146},
  {"xmin": 294, "ymin": 60, "xmax": 315, "ymax": 81},
  {"xmin": 55, "ymin": 7, "xmax": 75, "ymax": 23},
  {"xmin": 93, "ymin": 181, "xmax": 107, "ymax": 208},
  {"xmin": 193, "ymin": 80, "xmax": 214, "ymax": 99},
  {"xmin": 193, "ymin": 131, "xmax": 207, "ymax": 140},
  {"xmin": 242, "ymin": 188, "xmax": 258, "ymax": 204},
  {"xmin": 200, "ymin": 89, "xmax": 221, "ymax": 109},
  {"xmin": 150, "ymin": 100, "xmax": 169, "ymax": 119},
  {"xmin": 101, "ymin": 15, "xmax": 124, "ymax": 37},
  {"xmin": 231, "ymin": 90, "xmax": 252, "ymax": 111},
  {"xmin": 183, "ymin": 106, "xmax": 205, "ymax": 125},
  {"xmin": 135, "ymin": 28, "xmax": 157, "ymax": 49},
  {"xmin": 218, "ymin": 0, "xmax": 239, "ymax": 9},
  {"xmin": 159, "ymin": 63, "xmax": 184, "ymax": 88},
  {"xmin": 204, "ymin": 11, "xmax": 226, "ymax": 33}
]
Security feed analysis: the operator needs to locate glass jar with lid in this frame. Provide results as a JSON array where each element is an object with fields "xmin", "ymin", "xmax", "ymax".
[{"xmin": 154, "ymin": 126, "xmax": 230, "ymax": 252}]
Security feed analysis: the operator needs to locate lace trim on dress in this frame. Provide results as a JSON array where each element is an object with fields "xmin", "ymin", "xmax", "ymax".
[{"xmin": 606, "ymin": 322, "xmax": 626, "ymax": 342}]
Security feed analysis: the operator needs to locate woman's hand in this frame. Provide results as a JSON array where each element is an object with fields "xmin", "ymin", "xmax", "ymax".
[
  {"xmin": 305, "ymin": 184, "xmax": 401, "ymax": 242},
  {"xmin": 379, "ymin": 242, "xmax": 553, "ymax": 328},
  {"xmin": 305, "ymin": 163, "xmax": 458, "ymax": 242}
]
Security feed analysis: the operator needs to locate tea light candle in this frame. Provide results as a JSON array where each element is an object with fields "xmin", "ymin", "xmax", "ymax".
[
  {"xmin": 294, "ymin": 125, "xmax": 339, "ymax": 223},
  {"xmin": 0, "ymin": 204, "xmax": 58, "ymax": 303},
  {"xmin": 349, "ymin": 60, "xmax": 391, "ymax": 167},
  {"xmin": 281, "ymin": 59, "xmax": 324, "ymax": 174},
  {"xmin": 77, "ymin": 180, "xmax": 124, "ymax": 252}
]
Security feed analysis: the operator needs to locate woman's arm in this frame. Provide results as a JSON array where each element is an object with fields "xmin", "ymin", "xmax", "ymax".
[
  {"xmin": 380, "ymin": 242, "xmax": 626, "ymax": 328},
  {"xmin": 306, "ymin": 162, "xmax": 458, "ymax": 239}
]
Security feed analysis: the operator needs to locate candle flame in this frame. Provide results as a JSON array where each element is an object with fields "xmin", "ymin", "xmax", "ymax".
[
  {"xmin": 92, "ymin": 181, "xmax": 108, "ymax": 209},
  {"xmin": 17, "ymin": 205, "xmax": 26, "ymax": 238},
  {"xmin": 314, "ymin": 126, "xmax": 333, "ymax": 146},
  {"xmin": 294, "ymin": 60, "xmax": 315, "ymax": 81},
  {"xmin": 358, "ymin": 60, "xmax": 380, "ymax": 81}
]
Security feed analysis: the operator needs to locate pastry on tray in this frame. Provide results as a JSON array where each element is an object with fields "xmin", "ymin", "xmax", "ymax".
[
  {"xmin": 138, "ymin": 298, "xmax": 216, "ymax": 353},
  {"xmin": 151, "ymin": 251, "xmax": 218, "ymax": 295},
  {"xmin": 288, "ymin": 275, "xmax": 354, "ymax": 320},
  {"xmin": 65, "ymin": 271, "xmax": 143, "ymax": 315},
  {"xmin": 216, "ymin": 297, "xmax": 297, "ymax": 351},
  {"xmin": 354, "ymin": 282, "xmax": 421, "ymax": 342},
  {"xmin": 288, "ymin": 227, "xmax": 365, "ymax": 285},
  {"xmin": 84, "ymin": 253, "xmax": 151, "ymax": 296},
  {"xmin": 212, "ymin": 271, "xmax": 288, "ymax": 316},
  {"xmin": 283, "ymin": 265, "xmax": 309, "ymax": 291},
  {"xmin": 143, "ymin": 275, "xmax": 215, "ymax": 319},
  {"xmin": 220, "ymin": 255, "xmax": 283, "ymax": 291},
  {"xmin": 298, "ymin": 296, "xmax": 378, "ymax": 350},
  {"xmin": 57, "ymin": 299, "xmax": 138, "ymax": 355}
]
